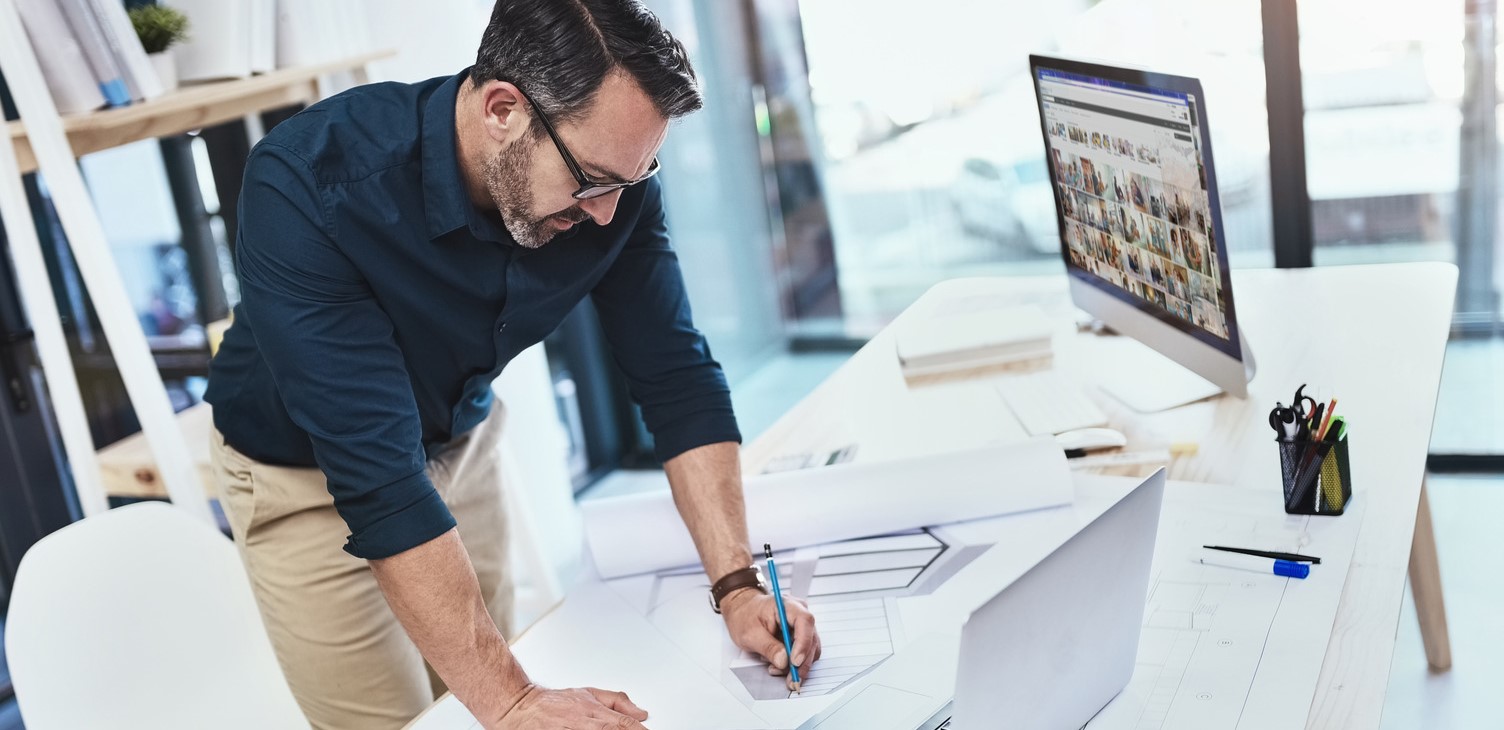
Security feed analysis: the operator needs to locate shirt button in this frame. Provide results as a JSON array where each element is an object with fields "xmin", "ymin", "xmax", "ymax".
[{"xmin": 497, "ymin": 322, "xmax": 507, "ymax": 333}]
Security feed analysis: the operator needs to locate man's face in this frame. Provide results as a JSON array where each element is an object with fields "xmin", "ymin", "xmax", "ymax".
[{"xmin": 484, "ymin": 72, "xmax": 669, "ymax": 249}]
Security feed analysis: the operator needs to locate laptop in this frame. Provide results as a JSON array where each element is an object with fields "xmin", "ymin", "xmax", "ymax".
[{"xmin": 803, "ymin": 469, "xmax": 1164, "ymax": 730}]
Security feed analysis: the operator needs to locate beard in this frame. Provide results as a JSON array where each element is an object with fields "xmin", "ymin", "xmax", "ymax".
[{"xmin": 483, "ymin": 136, "xmax": 590, "ymax": 249}]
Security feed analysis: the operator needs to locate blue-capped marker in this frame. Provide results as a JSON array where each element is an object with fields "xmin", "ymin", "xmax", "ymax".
[{"xmin": 1192, "ymin": 550, "xmax": 1310, "ymax": 579}]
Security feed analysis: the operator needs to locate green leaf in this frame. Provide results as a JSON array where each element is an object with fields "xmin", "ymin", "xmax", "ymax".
[{"xmin": 128, "ymin": 5, "xmax": 191, "ymax": 55}]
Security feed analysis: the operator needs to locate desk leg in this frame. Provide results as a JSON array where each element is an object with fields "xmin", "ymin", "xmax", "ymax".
[{"xmin": 1409, "ymin": 478, "xmax": 1452, "ymax": 671}]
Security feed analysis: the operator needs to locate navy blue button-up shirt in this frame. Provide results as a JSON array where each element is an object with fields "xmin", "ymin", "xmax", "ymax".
[{"xmin": 205, "ymin": 68, "xmax": 740, "ymax": 560}]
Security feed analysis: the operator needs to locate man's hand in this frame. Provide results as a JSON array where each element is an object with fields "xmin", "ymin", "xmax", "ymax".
[
  {"xmin": 719, "ymin": 588, "xmax": 822, "ymax": 688},
  {"xmin": 494, "ymin": 684, "xmax": 649, "ymax": 730},
  {"xmin": 660, "ymin": 443, "xmax": 823, "ymax": 689}
]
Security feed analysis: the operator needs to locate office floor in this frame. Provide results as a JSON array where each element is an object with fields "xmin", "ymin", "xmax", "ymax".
[
  {"xmin": 728, "ymin": 351, "xmax": 854, "ymax": 441},
  {"xmin": 584, "ymin": 351, "xmax": 852, "ymax": 501},
  {"xmin": 1380, "ymin": 473, "xmax": 1504, "ymax": 730},
  {"xmin": 1430, "ymin": 337, "xmax": 1504, "ymax": 455}
]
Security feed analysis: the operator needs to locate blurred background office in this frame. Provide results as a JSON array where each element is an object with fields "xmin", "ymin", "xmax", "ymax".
[{"xmin": 1, "ymin": 1, "xmax": 1501, "ymax": 728}]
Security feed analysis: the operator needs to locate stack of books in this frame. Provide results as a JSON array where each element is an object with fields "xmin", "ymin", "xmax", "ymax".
[
  {"xmin": 15, "ymin": 0, "xmax": 379, "ymax": 114},
  {"xmin": 895, "ymin": 303, "xmax": 1055, "ymax": 378},
  {"xmin": 16, "ymin": 0, "xmax": 164, "ymax": 114}
]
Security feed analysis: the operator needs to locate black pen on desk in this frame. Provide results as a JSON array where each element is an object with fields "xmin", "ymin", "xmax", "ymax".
[
  {"xmin": 1203, "ymin": 545, "xmax": 1322, "ymax": 565},
  {"xmin": 765, "ymin": 543, "xmax": 801, "ymax": 693}
]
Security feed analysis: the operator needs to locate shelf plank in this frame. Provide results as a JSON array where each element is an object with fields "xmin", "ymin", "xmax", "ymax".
[
  {"xmin": 96, "ymin": 402, "xmax": 217, "ymax": 501},
  {"xmin": 6, "ymin": 51, "xmax": 393, "ymax": 173}
]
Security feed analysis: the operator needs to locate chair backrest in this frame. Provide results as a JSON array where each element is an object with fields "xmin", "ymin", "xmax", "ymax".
[{"xmin": 4, "ymin": 502, "xmax": 308, "ymax": 729}]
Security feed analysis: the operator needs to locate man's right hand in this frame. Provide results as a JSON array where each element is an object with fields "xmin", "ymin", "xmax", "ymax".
[{"xmin": 494, "ymin": 684, "xmax": 649, "ymax": 729}]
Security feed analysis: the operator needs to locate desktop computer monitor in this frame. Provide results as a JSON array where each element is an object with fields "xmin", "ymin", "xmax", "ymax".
[{"xmin": 1029, "ymin": 55, "xmax": 1254, "ymax": 408}]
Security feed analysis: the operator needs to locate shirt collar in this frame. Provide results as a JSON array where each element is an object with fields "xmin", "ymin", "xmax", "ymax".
[{"xmin": 422, "ymin": 67, "xmax": 512, "ymax": 244}]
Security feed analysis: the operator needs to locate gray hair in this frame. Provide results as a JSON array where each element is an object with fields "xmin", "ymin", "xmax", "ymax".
[{"xmin": 472, "ymin": 0, "xmax": 702, "ymax": 126}]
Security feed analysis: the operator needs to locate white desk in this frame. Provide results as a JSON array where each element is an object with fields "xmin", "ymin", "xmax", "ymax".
[{"xmin": 409, "ymin": 264, "xmax": 1456, "ymax": 730}]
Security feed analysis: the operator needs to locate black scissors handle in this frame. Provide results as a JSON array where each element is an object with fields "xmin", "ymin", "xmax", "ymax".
[
  {"xmin": 1269, "ymin": 402, "xmax": 1297, "ymax": 439},
  {"xmin": 1292, "ymin": 383, "xmax": 1318, "ymax": 421}
]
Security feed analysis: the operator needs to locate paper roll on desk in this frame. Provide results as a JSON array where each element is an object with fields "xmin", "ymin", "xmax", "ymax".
[{"xmin": 583, "ymin": 436, "xmax": 1073, "ymax": 579}]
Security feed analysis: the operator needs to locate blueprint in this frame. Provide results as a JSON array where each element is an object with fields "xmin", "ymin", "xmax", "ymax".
[
  {"xmin": 1086, "ymin": 484, "xmax": 1366, "ymax": 730},
  {"xmin": 580, "ymin": 438, "xmax": 1072, "ymax": 578},
  {"xmin": 607, "ymin": 528, "xmax": 992, "ymax": 704}
]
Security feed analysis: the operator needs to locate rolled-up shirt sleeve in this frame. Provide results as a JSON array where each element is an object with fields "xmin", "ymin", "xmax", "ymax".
[
  {"xmin": 590, "ymin": 178, "xmax": 742, "ymax": 461},
  {"xmin": 234, "ymin": 142, "xmax": 454, "ymax": 559}
]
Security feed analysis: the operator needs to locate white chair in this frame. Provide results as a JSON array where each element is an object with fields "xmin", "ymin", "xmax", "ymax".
[{"xmin": 4, "ymin": 502, "xmax": 308, "ymax": 729}]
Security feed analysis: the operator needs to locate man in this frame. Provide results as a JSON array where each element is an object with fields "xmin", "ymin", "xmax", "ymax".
[{"xmin": 204, "ymin": 2, "xmax": 821, "ymax": 728}]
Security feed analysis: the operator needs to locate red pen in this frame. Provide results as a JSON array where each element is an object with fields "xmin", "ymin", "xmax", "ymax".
[{"xmin": 1315, "ymin": 398, "xmax": 1337, "ymax": 440}]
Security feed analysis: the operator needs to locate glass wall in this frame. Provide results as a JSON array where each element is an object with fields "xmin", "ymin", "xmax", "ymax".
[
  {"xmin": 1292, "ymin": 1, "xmax": 1501, "ymax": 459},
  {"xmin": 733, "ymin": 0, "xmax": 1501, "ymax": 459},
  {"xmin": 1300, "ymin": 0, "xmax": 1465, "ymax": 272},
  {"xmin": 775, "ymin": 0, "xmax": 1273, "ymax": 334},
  {"xmin": 81, "ymin": 142, "xmax": 196, "ymax": 341},
  {"xmin": 650, "ymin": 0, "xmax": 787, "ymax": 385}
]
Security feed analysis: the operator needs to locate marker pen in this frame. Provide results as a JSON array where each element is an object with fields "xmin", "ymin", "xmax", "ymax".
[{"xmin": 1191, "ymin": 550, "xmax": 1310, "ymax": 579}]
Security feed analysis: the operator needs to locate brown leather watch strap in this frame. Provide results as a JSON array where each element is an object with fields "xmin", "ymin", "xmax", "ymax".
[{"xmin": 708, "ymin": 566, "xmax": 766, "ymax": 614}]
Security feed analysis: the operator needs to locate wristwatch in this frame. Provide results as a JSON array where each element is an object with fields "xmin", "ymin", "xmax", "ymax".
[{"xmin": 708, "ymin": 565, "xmax": 768, "ymax": 614}]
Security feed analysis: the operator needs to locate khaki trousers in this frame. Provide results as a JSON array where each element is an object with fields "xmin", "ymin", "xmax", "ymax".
[{"xmin": 211, "ymin": 405, "xmax": 514, "ymax": 730}]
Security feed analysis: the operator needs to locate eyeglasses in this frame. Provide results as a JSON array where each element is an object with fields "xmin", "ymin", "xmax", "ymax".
[{"xmin": 514, "ymin": 85, "xmax": 660, "ymax": 200}]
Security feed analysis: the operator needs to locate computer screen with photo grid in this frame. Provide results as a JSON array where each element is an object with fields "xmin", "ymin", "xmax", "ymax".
[{"xmin": 1034, "ymin": 65, "xmax": 1237, "ymax": 354}]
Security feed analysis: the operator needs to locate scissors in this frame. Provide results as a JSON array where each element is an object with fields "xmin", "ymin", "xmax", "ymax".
[
  {"xmin": 1291, "ymin": 384, "xmax": 1318, "ymax": 422},
  {"xmin": 1307, "ymin": 402, "xmax": 1326, "ymax": 439},
  {"xmin": 1268, "ymin": 402, "xmax": 1299, "ymax": 440}
]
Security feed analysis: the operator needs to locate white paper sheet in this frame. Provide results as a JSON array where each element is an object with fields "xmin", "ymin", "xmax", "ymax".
[
  {"xmin": 731, "ymin": 597, "xmax": 900, "ymax": 700},
  {"xmin": 417, "ymin": 477, "xmax": 1359, "ymax": 730},
  {"xmin": 582, "ymin": 437, "xmax": 1072, "ymax": 578},
  {"xmin": 1085, "ymin": 484, "xmax": 1365, "ymax": 730}
]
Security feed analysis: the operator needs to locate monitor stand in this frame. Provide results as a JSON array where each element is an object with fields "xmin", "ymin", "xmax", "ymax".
[{"xmin": 1089, "ymin": 329, "xmax": 1257, "ymax": 413}]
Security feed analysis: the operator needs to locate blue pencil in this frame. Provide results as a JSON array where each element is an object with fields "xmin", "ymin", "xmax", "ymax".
[{"xmin": 764, "ymin": 543, "xmax": 801, "ymax": 693}]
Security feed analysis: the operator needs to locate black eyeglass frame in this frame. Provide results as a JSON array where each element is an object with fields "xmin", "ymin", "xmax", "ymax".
[{"xmin": 513, "ymin": 85, "xmax": 661, "ymax": 200}]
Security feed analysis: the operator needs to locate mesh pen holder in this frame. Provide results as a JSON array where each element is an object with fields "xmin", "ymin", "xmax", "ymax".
[{"xmin": 1277, "ymin": 434, "xmax": 1352, "ymax": 515}]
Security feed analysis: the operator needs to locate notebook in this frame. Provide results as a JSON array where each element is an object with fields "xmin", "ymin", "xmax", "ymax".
[{"xmin": 895, "ymin": 304, "xmax": 1054, "ymax": 377}]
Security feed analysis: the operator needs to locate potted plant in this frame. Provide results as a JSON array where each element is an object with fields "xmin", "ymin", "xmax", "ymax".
[{"xmin": 128, "ymin": 5, "xmax": 191, "ymax": 92}]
